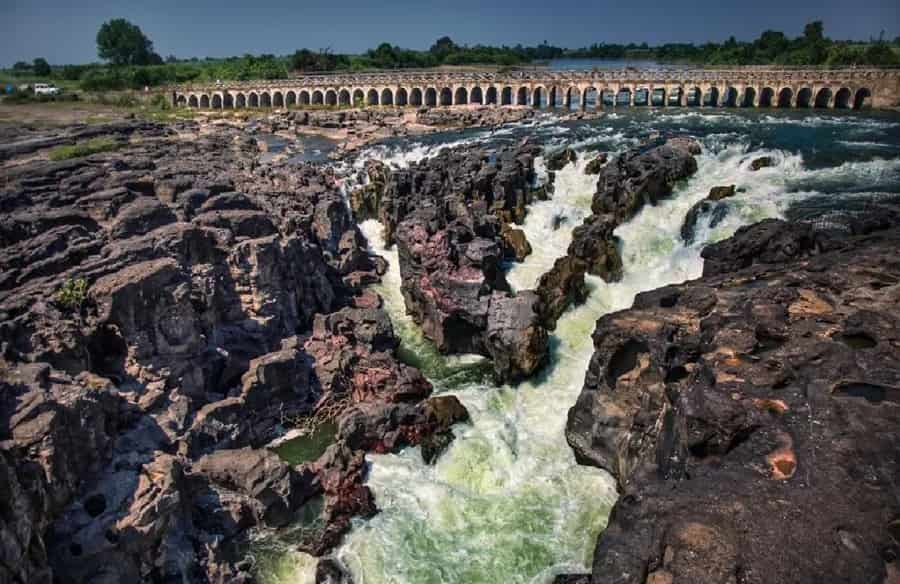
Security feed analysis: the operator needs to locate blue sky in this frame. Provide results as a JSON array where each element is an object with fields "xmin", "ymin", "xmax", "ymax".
[{"xmin": 2, "ymin": 0, "xmax": 898, "ymax": 65}]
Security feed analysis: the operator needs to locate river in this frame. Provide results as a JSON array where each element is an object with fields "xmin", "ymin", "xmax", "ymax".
[{"xmin": 260, "ymin": 108, "xmax": 900, "ymax": 583}]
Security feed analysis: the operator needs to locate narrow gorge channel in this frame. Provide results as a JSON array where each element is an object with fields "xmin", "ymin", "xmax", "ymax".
[{"xmin": 263, "ymin": 110, "xmax": 900, "ymax": 583}]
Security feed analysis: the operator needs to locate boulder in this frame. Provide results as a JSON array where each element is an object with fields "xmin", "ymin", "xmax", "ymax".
[{"xmin": 749, "ymin": 156, "xmax": 774, "ymax": 170}]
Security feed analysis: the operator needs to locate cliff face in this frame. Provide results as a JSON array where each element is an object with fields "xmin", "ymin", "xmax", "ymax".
[
  {"xmin": 0, "ymin": 121, "xmax": 466, "ymax": 583},
  {"xmin": 565, "ymin": 215, "xmax": 900, "ymax": 584}
]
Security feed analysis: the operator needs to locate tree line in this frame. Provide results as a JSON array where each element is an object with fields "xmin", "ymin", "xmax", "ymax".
[{"xmin": 4, "ymin": 19, "xmax": 898, "ymax": 93}]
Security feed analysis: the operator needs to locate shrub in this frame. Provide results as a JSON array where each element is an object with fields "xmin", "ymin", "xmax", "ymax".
[{"xmin": 55, "ymin": 278, "xmax": 89, "ymax": 311}]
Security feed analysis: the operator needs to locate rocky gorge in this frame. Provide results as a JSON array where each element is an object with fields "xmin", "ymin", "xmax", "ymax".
[{"xmin": 1, "ymin": 104, "xmax": 899, "ymax": 584}]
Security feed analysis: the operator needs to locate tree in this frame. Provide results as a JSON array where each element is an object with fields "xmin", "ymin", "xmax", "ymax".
[
  {"xmin": 12, "ymin": 61, "xmax": 30, "ymax": 72},
  {"xmin": 429, "ymin": 36, "xmax": 458, "ymax": 59},
  {"xmin": 803, "ymin": 21, "xmax": 824, "ymax": 44},
  {"xmin": 32, "ymin": 58, "xmax": 51, "ymax": 76},
  {"xmin": 96, "ymin": 18, "xmax": 160, "ymax": 65}
]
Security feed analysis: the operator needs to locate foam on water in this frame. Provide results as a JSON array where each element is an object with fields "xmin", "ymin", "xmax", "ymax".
[{"xmin": 258, "ymin": 109, "xmax": 900, "ymax": 584}]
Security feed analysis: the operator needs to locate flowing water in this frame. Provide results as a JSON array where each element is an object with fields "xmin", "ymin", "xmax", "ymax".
[{"xmin": 261, "ymin": 108, "xmax": 900, "ymax": 584}]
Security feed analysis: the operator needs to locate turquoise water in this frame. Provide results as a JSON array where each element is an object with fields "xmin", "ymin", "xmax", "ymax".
[{"xmin": 262, "ymin": 108, "xmax": 900, "ymax": 584}]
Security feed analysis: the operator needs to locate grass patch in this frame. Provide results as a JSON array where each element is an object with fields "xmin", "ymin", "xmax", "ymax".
[{"xmin": 48, "ymin": 137, "xmax": 121, "ymax": 161}]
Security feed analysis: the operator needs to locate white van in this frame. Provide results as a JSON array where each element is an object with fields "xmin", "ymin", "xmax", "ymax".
[{"xmin": 34, "ymin": 83, "xmax": 62, "ymax": 96}]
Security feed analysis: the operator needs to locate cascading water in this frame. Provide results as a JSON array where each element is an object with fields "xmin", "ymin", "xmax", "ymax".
[{"xmin": 260, "ymin": 108, "xmax": 900, "ymax": 584}]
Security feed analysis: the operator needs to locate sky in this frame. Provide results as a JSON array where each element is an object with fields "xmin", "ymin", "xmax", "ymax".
[{"xmin": 1, "ymin": 0, "xmax": 898, "ymax": 65}]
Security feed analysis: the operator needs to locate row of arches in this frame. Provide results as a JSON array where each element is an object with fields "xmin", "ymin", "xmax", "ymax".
[{"xmin": 176, "ymin": 85, "xmax": 873, "ymax": 111}]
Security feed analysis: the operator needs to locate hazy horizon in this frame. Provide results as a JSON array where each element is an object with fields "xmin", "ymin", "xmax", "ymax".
[{"xmin": 2, "ymin": 0, "xmax": 899, "ymax": 66}]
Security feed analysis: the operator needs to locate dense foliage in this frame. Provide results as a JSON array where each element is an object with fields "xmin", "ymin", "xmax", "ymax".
[
  {"xmin": 2, "ymin": 21, "xmax": 897, "ymax": 94},
  {"xmin": 97, "ymin": 19, "xmax": 162, "ymax": 66}
]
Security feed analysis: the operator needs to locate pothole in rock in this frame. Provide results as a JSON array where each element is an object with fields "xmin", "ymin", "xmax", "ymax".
[{"xmin": 271, "ymin": 421, "xmax": 339, "ymax": 465}]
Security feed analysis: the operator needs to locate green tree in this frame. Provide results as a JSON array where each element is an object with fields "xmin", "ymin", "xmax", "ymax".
[
  {"xmin": 429, "ymin": 36, "xmax": 458, "ymax": 59},
  {"xmin": 12, "ymin": 61, "xmax": 30, "ymax": 72},
  {"xmin": 96, "ymin": 18, "xmax": 160, "ymax": 65},
  {"xmin": 32, "ymin": 58, "xmax": 51, "ymax": 76}
]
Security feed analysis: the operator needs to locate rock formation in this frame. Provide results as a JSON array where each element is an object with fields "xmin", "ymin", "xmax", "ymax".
[
  {"xmin": 0, "ymin": 120, "xmax": 467, "ymax": 583},
  {"xmin": 565, "ymin": 210, "xmax": 900, "ymax": 583},
  {"xmin": 355, "ymin": 145, "xmax": 551, "ymax": 382}
]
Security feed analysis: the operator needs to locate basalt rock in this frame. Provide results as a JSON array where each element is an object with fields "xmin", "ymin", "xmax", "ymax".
[
  {"xmin": 584, "ymin": 153, "xmax": 609, "ymax": 175},
  {"xmin": 373, "ymin": 145, "xmax": 551, "ymax": 382},
  {"xmin": 0, "ymin": 120, "xmax": 454, "ymax": 583},
  {"xmin": 546, "ymin": 147, "xmax": 577, "ymax": 171},
  {"xmin": 749, "ymin": 155, "xmax": 774, "ymax": 170},
  {"xmin": 707, "ymin": 184, "xmax": 736, "ymax": 201},
  {"xmin": 500, "ymin": 223, "xmax": 532, "ymax": 261},
  {"xmin": 566, "ymin": 214, "xmax": 900, "ymax": 584}
]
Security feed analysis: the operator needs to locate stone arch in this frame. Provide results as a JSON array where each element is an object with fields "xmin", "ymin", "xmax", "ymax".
[
  {"xmin": 325, "ymin": 90, "xmax": 337, "ymax": 106},
  {"xmin": 367, "ymin": 89, "xmax": 379, "ymax": 106},
  {"xmin": 501, "ymin": 86, "xmax": 513, "ymax": 106},
  {"xmin": 703, "ymin": 87, "xmax": 719, "ymax": 107},
  {"xmin": 740, "ymin": 87, "xmax": 755, "ymax": 107},
  {"xmin": 814, "ymin": 88, "xmax": 831, "ymax": 108},
  {"xmin": 547, "ymin": 86, "xmax": 560, "ymax": 108},
  {"xmin": 776, "ymin": 87, "xmax": 793, "ymax": 108},
  {"xmin": 312, "ymin": 90, "xmax": 324, "ymax": 105},
  {"xmin": 235, "ymin": 93, "xmax": 246, "ymax": 108},
  {"xmin": 667, "ymin": 87, "xmax": 682, "ymax": 106},
  {"xmin": 853, "ymin": 87, "xmax": 872, "ymax": 110},
  {"xmin": 795, "ymin": 88, "xmax": 812, "ymax": 108},
  {"xmin": 260, "ymin": 92, "xmax": 271, "ymax": 108},
  {"xmin": 532, "ymin": 86, "xmax": 545, "ymax": 109},
  {"xmin": 687, "ymin": 86, "xmax": 701, "ymax": 106},
  {"xmin": 339, "ymin": 89, "xmax": 351, "ymax": 106},
  {"xmin": 759, "ymin": 87, "xmax": 774, "ymax": 107},
  {"xmin": 425, "ymin": 87, "xmax": 437, "ymax": 107},
  {"xmin": 224, "ymin": 93, "xmax": 234, "ymax": 108},
  {"xmin": 286, "ymin": 91, "xmax": 297, "ymax": 106},
  {"xmin": 299, "ymin": 90, "xmax": 311, "ymax": 105},
  {"xmin": 600, "ymin": 89, "xmax": 615, "ymax": 108},
  {"xmin": 486, "ymin": 86, "xmax": 498, "ymax": 105},
  {"xmin": 722, "ymin": 87, "xmax": 738, "ymax": 107},
  {"xmin": 617, "ymin": 87, "xmax": 632, "ymax": 106},
  {"xmin": 188, "ymin": 95, "xmax": 199, "ymax": 108},
  {"xmin": 566, "ymin": 87, "xmax": 580, "ymax": 110},
  {"xmin": 272, "ymin": 91, "xmax": 284, "ymax": 107},
  {"xmin": 211, "ymin": 94, "xmax": 222, "ymax": 109},
  {"xmin": 454, "ymin": 87, "xmax": 468, "ymax": 105},
  {"xmin": 651, "ymin": 88, "xmax": 666, "ymax": 106},
  {"xmin": 175, "ymin": 94, "xmax": 187, "ymax": 107},
  {"xmin": 381, "ymin": 88, "xmax": 394, "ymax": 106},
  {"xmin": 353, "ymin": 89, "xmax": 364, "ymax": 106},
  {"xmin": 199, "ymin": 94, "xmax": 210, "ymax": 108},
  {"xmin": 632, "ymin": 87, "xmax": 648, "ymax": 106},
  {"xmin": 396, "ymin": 88, "xmax": 408, "ymax": 106},
  {"xmin": 440, "ymin": 87, "xmax": 452, "ymax": 106},
  {"xmin": 410, "ymin": 88, "xmax": 423, "ymax": 106},
  {"xmin": 834, "ymin": 87, "xmax": 851, "ymax": 109},
  {"xmin": 516, "ymin": 86, "xmax": 528, "ymax": 106},
  {"xmin": 248, "ymin": 92, "xmax": 259, "ymax": 107},
  {"xmin": 471, "ymin": 86, "xmax": 483, "ymax": 105}
]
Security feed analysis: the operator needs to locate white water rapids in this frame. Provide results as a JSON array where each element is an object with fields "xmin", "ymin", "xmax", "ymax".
[{"xmin": 259, "ymin": 110, "xmax": 900, "ymax": 584}]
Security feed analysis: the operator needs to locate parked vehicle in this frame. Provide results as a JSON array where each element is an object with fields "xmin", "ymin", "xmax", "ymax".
[{"xmin": 33, "ymin": 83, "xmax": 62, "ymax": 96}]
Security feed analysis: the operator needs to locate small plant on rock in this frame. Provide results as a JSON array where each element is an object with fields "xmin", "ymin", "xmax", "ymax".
[{"xmin": 55, "ymin": 277, "xmax": 89, "ymax": 312}]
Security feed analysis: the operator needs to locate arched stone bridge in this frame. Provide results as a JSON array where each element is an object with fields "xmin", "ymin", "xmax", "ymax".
[{"xmin": 172, "ymin": 68, "xmax": 900, "ymax": 111}]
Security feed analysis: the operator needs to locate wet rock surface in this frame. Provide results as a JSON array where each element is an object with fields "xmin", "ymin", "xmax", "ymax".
[
  {"xmin": 0, "ymin": 120, "xmax": 467, "ymax": 583},
  {"xmin": 356, "ymin": 144, "xmax": 551, "ymax": 382},
  {"xmin": 566, "ymin": 213, "xmax": 900, "ymax": 584}
]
